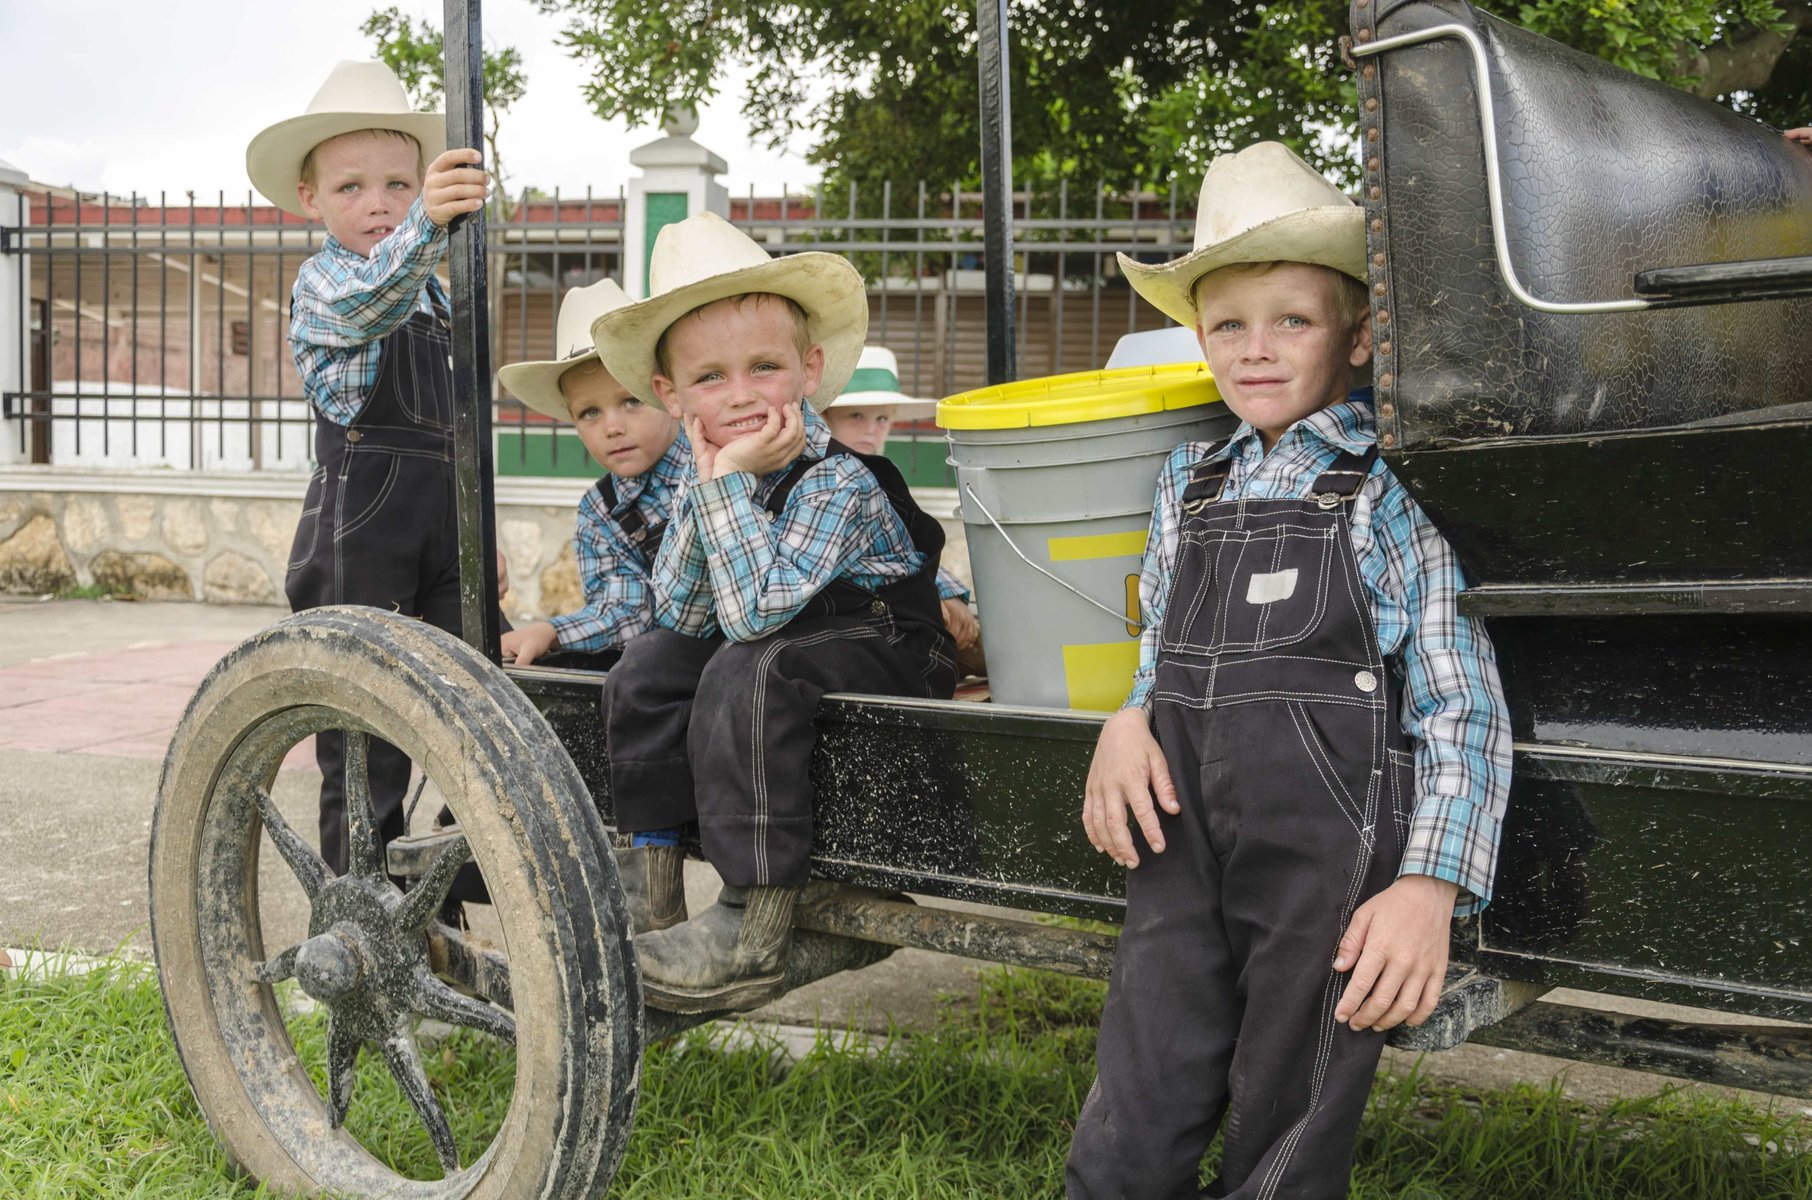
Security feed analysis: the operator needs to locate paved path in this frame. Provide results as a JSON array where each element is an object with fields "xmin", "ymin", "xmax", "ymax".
[{"xmin": 2, "ymin": 597, "xmax": 1806, "ymax": 1116}]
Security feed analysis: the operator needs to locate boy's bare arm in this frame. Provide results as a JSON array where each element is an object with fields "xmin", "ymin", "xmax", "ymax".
[
  {"xmin": 1081, "ymin": 708, "xmax": 1181, "ymax": 869},
  {"xmin": 1331, "ymin": 875, "xmax": 1460, "ymax": 1031}
]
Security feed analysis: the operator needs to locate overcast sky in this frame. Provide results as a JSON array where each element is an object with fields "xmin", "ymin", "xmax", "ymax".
[{"xmin": 0, "ymin": 0, "xmax": 814, "ymax": 201}]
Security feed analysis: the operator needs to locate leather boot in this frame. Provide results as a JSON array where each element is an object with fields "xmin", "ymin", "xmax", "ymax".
[
  {"xmin": 634, "ymin": 884, "xmax": 800, "ymax": 1013},
  {"xmin": 615, "ymin": 845, "xmax": 687, "ymax": 935}
]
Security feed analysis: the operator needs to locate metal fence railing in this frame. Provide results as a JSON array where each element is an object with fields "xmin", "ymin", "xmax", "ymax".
[{"xmin": 1, "ymin": 180, "xmax": 1194, "ymax": 479}]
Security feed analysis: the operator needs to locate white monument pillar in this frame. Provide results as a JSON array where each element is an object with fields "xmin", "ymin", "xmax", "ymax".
[
  {"xmin": 622, "ymin": 109, "xmax": 729, "ymax": 299},
  {"xmin": 0, "ymin": 158, "xmax": 30, "ymax": 465}
]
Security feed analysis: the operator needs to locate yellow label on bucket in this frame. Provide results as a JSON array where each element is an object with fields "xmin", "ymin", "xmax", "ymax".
[
  {"xmin": 1063, "ymin": 642, "xmax": 1143, "ymax": 711},
  {"xmin": 1047, "ymin": 530, "xmax": 1149, "ymax": 562}
]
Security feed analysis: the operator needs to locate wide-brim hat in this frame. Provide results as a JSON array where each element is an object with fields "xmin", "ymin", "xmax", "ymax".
[
  {"xmin": 1119, "ymin": 142, "xmax": 1365, "ymax": 329},
  {"xmin": 591, "ymin": 211, "xmax": 868, "ymax": 413},
  {"xmin": 497, "ymin": 279, "xmax": 635, "ymax": 421},
  {"xmin": 247, "ymin": 60, "xmax": 446, "ymax": 216},
  {"xmin": 823, "ymin": 346, "xmax": 937, "ymax": 418}
]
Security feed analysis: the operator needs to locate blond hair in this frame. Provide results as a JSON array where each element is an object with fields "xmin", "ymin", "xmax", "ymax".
[{"xmin": 653, "ymin": 293, "xmax": 813, "ymax": 379}]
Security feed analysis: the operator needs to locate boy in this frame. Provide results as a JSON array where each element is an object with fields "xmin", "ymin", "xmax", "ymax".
[
  {"xmin": 1066, "ymin": 143, "xmax": 1512, "ymax": 1199},
  {"xmin": 247, "ymin": 60, "xmax": 490, "ymax": 877},
  {"xmin": 822, "ymin": 344, "xmax": 982, "ymax": 665},
  {"xmin": 497, "ymin": 278, "xmax": 691, "ymax": 935},
  {"xmin": 592, "ymin": 212, "xmax": 957, "ymax": 1009}
]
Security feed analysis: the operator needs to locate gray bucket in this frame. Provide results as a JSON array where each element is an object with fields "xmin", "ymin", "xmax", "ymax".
[{"xmin": 939, "ymin": 365, "xmax": 1234, "ymax": 711}]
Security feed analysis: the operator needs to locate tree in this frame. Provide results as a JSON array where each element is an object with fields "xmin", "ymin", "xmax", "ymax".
[
  {"xmin": 362, "ymin": 7, "xmax": 530, "ymax": 209},
  {"xmin": 531, "ymin": 0, "xmax": 1808, "ymax": 190}
]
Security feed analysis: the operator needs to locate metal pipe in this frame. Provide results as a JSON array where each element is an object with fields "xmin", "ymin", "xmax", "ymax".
[
  {"xmin": 445, "ymin": 0, "xmax": 502, "ymax": 659},
  {"xmin": 975, "ymin": 0, "xmax": 1016, "ymax": 384}
]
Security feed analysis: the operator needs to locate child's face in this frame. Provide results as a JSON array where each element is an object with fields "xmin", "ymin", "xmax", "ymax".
[
  {"xmin": 296, "ymin": 131, "xmax": 423, "ymax": 258},
  {"xmin": 823, "ymin": 405, "xmax": 895, "ymax": 455},
  {"xmin": 651, "ymin": 295, "xmax": 824, "ymax": 447},
  {"xmin": 1194, "ymin": 262, "xmax": 1372, "ymax": 450},
  {"xmin": 561, "ymin": 361, "xmax": 680, "ymax": 478}
]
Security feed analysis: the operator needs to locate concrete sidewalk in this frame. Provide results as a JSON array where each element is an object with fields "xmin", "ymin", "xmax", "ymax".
[{"xmin": 2, "ymin": 596, "xmax": 1806, "ymax": 1115}]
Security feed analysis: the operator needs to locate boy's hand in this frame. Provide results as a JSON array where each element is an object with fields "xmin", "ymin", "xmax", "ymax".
[
  {"xmin": 1332, "ymin": 874, "xmax": 1460, "ymax": 1032},
  {"xmin": 1786, "ymin": 127, "xmax": 1812, "ymax": 148},
  {"xmin": 1082, "ymin": 707, "xmax": 1180, "ymax": 869},
  {"xmin": 424, "ymin": 148, "xmax": 489, "ymax": 228},
  {"xmin": 941, "ymin": 597, "xmax": 980, "ymax": 651},
  {"xmin": 500, "ymin": 620, "xmax": 559, "ymax": 666},
  {"xmin": 712, "ymin": 403, "xmax": 806, "ymax": 480}
]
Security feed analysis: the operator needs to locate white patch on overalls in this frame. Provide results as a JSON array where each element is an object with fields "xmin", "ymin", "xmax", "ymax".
[{"xmin": 1245, "ymin": 568, "xmax": 1299, "ymax": 605}]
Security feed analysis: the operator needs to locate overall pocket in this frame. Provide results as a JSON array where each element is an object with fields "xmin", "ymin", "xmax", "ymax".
[
  {"xmin": 1162, "ymin": 525, "xmax": 1335, "ymax": 657},
  {"xmin": 333, "ymin": 453, "xmax": 403, "ymax": 543},
  {"xmin": 285, "ymin": 466, "xmax": 328, "ymax": 574}
]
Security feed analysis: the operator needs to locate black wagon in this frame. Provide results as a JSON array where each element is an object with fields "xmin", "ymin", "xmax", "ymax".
[{"xmin": 146, "ymin": 0, "xmax": 1812, "ymax": 1194}]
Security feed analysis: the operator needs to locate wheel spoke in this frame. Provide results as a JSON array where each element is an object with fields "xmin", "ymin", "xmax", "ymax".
[
  {"xmin": 254, "ymin": 944, "xmax": 299, "ymax": 985},
  {"xmin": 254, "ymin": 786, "xmax": 328, "ymax": 900},
  {"xmin": 396, "ymin": 834, "xmax": 473, "ymax": 933},
  {"xmin": 414, "ymin": 974, "xmax": 517, "ymax": 1045},
  {"xmin": 380, "ymin": 1030, "xmax": 460, "ymax": 1174},
  {"xmin": 325, "ymin": 1014, "xmax": 361, "ymax": 1128},
  {"xmin": 343, "ymin": 732, "xmax": 382, "ymax": 879}
]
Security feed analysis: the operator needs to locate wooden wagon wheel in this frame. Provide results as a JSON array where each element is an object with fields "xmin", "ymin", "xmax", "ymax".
[{"xmin": 149, "ymin": 606, "xmax": 641, "ymax": 1197}]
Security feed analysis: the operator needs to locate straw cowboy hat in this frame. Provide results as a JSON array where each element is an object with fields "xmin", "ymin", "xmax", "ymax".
[
  {"xmin": 1118, "ymin": 142, "xmax": 1364, "ymax": 330},
  {"xmin": 497, "ymin": 279, "xmax": 635, "ymax": 421},
  {"xmin": 823, "ymin": 347, "xmax": 938, "ymax": 419},
  {"xmin": 247, "ymin": 60, "xmax": 446, "ymax": 216},
  {"xmin": 591, "ymin": 211, "xmax": 868, "ymax": 413}
]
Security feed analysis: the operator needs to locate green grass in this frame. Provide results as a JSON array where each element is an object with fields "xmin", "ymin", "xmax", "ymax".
[
  {"xmin": 2, "ymin": 958, "xmax": 1809, "ymax": 1198},
  {"xmin": 52, "ymin": 582, "xmax": 136, "ymax": 601}
]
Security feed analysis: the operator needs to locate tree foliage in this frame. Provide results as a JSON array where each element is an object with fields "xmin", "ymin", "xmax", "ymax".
[
  {"xmin": 532, "ymin": 0, "xmax": 1809, "ymax": 191},
  {"xmin": 362, "ymin": 6, "xmax": 529, "ymax": 203}
]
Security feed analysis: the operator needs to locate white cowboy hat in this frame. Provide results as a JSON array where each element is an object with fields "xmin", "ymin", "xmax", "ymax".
[
  {"xmin": 497, "ymin": 279, "xmax": 636, "ymax": 421},
  {"xmin": 591, "ymin": 211, "xmax": 868, "ymax": 413},
  {"xmin": 247, "ymin": 60, "xmax": 446, "ymax": 217},
  {"xmin": 1118, "ymin": 142, "xmax": 1365, "ymax": 329},
  {"xmin": 823, "ymin": 346, "xmax": 938, "ymax": 418}
]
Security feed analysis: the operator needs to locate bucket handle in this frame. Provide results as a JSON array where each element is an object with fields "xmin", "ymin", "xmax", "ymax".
[{"xmin": 961, "ymin": 483, "xmax": 1145, "ymax": 629}]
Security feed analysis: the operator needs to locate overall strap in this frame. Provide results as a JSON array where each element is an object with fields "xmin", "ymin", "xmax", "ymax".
[
  {"xmin": 1308, "ymin": 447, "xmax": 1380, "ymax": 506},
  {"xmin": 594, "ymin": 474, "xmax": 662, "ymax": 555},
  {"xmin": 1180, "ymin": 441, "xmax": 1233, "ymax": 505}
]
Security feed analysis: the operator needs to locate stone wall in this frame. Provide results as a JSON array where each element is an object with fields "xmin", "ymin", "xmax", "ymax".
[{"xmin": 0, "ymin": 469, "xmax": 971, "ymax": 621}]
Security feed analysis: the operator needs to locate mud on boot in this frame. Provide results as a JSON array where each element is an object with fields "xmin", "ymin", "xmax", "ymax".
[
  {"xmin": 614, "ymin": 843, "xmax": 688, "ymax": 935},
  {"xmin": 634, "ymin": 884, "xmax": 800, "ymax": 1013}
]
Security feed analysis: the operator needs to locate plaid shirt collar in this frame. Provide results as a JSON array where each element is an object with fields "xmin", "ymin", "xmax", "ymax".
[
  {"xmin": 612, "ymin": 433, "xmax": 689, "ymax": 512},
  {"xmin": 752, "ymin": 405, "xmax": 833, "ymax": 498},
  {"xmin": 1208, "ymin": 388, "xmax": 1377, "ymax": 465}
]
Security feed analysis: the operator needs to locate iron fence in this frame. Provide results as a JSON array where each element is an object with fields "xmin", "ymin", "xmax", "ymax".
[{"xmin": 1, "ymin": 179, "xmax": 1194, "ymax": 480}]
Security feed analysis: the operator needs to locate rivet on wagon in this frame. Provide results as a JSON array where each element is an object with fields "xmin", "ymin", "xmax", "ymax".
[
  {"xmin": 1368, "ymin": 158, "xmax": 1380, "ymax": 172},
  {"xmin": 1358, "ymin": 28, "xmax": 1373, "ymax": 41},
  {"xmin": 1378, "ymin": 309, "xmax": 1391, "ymax": 324},
  {"xmin": 1359, "ymin": 0, "xmax": 1370, "ymax": 7},
  {"xmin": 1372, "ymin": 252, "xmax": 1385, "ymax": 267},
  {"xmin": 1365, "ymin": 98, "xmax": 1379, "ymax": 112},
  {"xmin": 1369, "ymin": 186, "xmax": 1381, "ymax": 200},
  {"xmin": 1371, "ymin": 218, "xmax": 1384, "ymax": 233},
  {"xmin": 1366, "ymin": 126, "xmax": 1379, "ymax": 141},
  {"xmin": 1380, "ymin": 373, "xmax": 1394, "ymax": 387},
  {"xmin": 1374, "ymin": 282, "xmax": 1387, "ymax": 295},
  {"xmin": 1364, "ymin": 65, "xmax": 1376, "ymax": 80},
  {"xmin": 1380, "ymin": 340, "xmax": 1393, "ymax": 355},
  {"xmin": 1381, "ymin": 432, "xmax": 1396, "ymax": 448},
  {"xmin": 1379, "ymin": 402, "xmax": 1395, "ymax": 419}
]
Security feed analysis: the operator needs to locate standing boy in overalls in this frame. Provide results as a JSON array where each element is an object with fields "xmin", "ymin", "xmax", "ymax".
[
  {"xmin": 1067, "ymin": 142, "xmax": 1512, "ymax": 1199},
  {"xmin": 591, "ymin": 213, "xmax": 957, "ymax": 1009},
  {"xmin": 247, "ymin": 60, "xmax": 490, "ymax": 876}
]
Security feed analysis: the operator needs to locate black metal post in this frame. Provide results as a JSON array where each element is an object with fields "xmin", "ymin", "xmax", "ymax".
[
  {"xmin": 445, "ymin": 0, "xmax": 501, "ymax": 659},
  {"xmin": 976, "ymin": 0, "xmax": 1016, "ymax": 385}
]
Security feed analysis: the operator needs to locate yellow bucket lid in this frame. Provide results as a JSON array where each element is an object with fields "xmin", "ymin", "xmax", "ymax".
[{"xmin": 937, "ymin": 361, "xmax": 1220, "ymax": 430}]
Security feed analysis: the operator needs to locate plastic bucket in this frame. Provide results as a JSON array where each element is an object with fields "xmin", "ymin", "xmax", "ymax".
[{"xmin": 938, "ymin": 363, "xmax": 1236, "ymax": 711}]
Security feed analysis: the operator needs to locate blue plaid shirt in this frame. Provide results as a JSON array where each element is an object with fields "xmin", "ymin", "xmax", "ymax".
[
  {"xmin": 653, "ymin": 407, "xmax": 926, "ymax": 642},
  {"xmin": 936, "ymin": 567, "xmax": 969, "ymax": 603},
  {"xmin": 550, "ymin": 436, "xmax": 691, "ymax": 652},
  {"xmin": 289, "ymin": 197, "xmax": 449, "ymax": 426},
  {"xmin": 1127, "ymin": 393, "xmax": 1512, "ymax": 913}
]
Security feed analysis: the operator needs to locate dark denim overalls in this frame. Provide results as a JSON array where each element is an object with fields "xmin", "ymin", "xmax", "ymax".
[
  {"xmin": 285, "ymin": 292, "xmax": 461, "ymax": 875},
  {"xmin": 1069, "ymin": 445, "xmax": 1417, "ymax": 1200}
]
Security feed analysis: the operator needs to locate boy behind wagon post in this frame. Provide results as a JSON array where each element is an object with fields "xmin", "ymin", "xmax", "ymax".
[
  {"xmin": 591, "ymin": 212, "xmax": 957, "ymax": 1012},
  {"xmin": 1065, "ymin": 142, "xmax": 1512, "ymax": 1199},
  {"xmin": 497, "ymin": 279, "xmax": 690, "ymax": 933},
  {"xmin": 247, "ymin": 60, "xmax": 492, "ymax": 877}
]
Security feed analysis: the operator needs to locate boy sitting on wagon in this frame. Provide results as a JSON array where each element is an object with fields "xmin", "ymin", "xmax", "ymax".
[
  {"xmin": 1066, "ymin": 143, "xmax": 1512, "ymax": 1199},
  {"xmin": 592, "ymin": 213, "xmax": 957, "ymax": 1011},
  {"xmin": 496, "ymin": 279, "xmax": 691, "ymax": 933}
]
